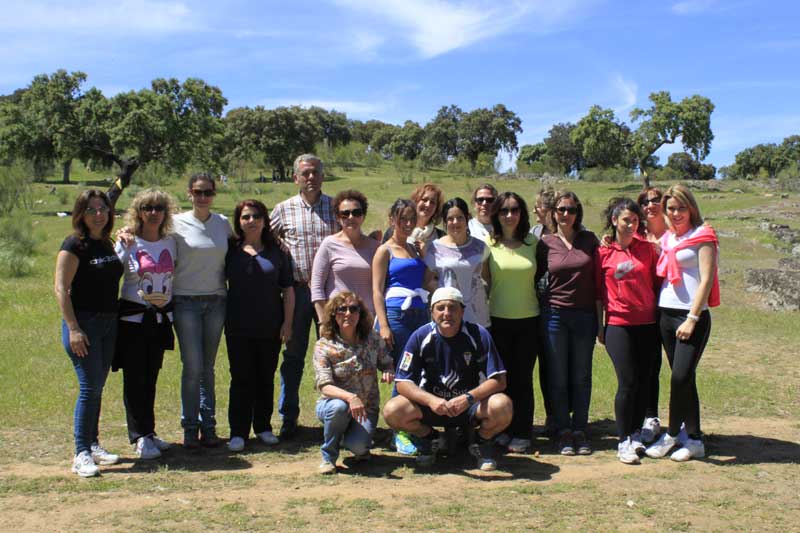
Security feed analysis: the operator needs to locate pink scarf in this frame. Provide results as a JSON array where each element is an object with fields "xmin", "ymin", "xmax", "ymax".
[{"xmin": 656, "ymin": 225, "xmax": 720, "ymax": 307}]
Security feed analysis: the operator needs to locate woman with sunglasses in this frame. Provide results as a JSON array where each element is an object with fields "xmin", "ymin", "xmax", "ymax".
[
  {"xmin": 114, "ymin": 189, "xmax": 177, "ymax": 460},
  {"xmin": 311, "ymin": 190, "xmax": 379, "ymax": 321},
  {"xmin": 482, "ymin": 192, "xmax": 540, "ymax": 453},
  {"xmin": 468, "ymin": 184, "xmax": 498, "ymax": 240},
  {"xmin": 596, "ymin": 197, "xmax": 661, "ymax": 464},
  {"xmin": 225, "ymin": 199, "xmax": 295, "ymax": 452},
  {"xmin": 55, "ymin": 190, "xmax": 123, "ymax": 476},
  {"xmin": 424, "ymin": 197, "xmax": 490, "ymax": 327},
  {"xmin": 646, "ymin": 184, "xmax": 720, "ymax": 462},
  {"xmin": 536, "ymin": 191, "xmax": 600, "ymax": 456},
  {"xmin": 313, "ymin": 292, "xmax": 395, "ymax": 474},
  {"xmin": 172, "ymin": 173, "xmax": 232, "ymax": 449}
]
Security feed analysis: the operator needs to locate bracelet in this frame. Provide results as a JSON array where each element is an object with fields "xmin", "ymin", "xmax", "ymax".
[{"xmin": 686, "ymin": 313, "xmax": 700, "ymax": 322}]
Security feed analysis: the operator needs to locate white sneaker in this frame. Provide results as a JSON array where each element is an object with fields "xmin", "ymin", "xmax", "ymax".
[
  {"xmin": 90, "ymin": 442, "xmax": 119, "ymax": 466},
  {"xmin": 617, "ymin": 438, "xmax": 640, "ymax": 465},
  {"xmin": 257, "ymin": 430, "xmax": 279, "ymax": 445},
  {"xmin": 72, "ymin": 450, "xmax": 99, "ymax": 477},
  {"xmin": 630, "ymin": 431, "xmax": 646, "ymax": 455},
  {"xmin": 507, "ymin": 438, "xmax": 531, "ymax": 453},
  {"xmin": 151, "ymin": 436, "xmax": 171, "ymax": 451},
  {"xmin": 227, "ymin": 436, "xmax": 245, "ymax": 452},
  {"xmin": 135, "ymin": 437, "xmax": 161, "ymax": 460},
  {"xmin": 640, "ymin": 417, "xmax": 661, "ymax": 444},
  {"xmin": 645, "ymin": 432, "xmax": 679, "ymax": 458},
  {"xmin": 495, "ymin": 433, "xmax": 511, "ymax": 447},
  {"xmin": 318, "ymin": 460, "xmax": 337, "ymax": 475},
  {"xmin": 670, "ymin": 438, "xmax": 705, "ymax": 462}
]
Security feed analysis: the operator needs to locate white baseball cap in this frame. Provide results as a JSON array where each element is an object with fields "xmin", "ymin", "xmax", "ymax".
[{"xmin": 430, "ymin": 287, "xmax": 464, "ymax": 306}]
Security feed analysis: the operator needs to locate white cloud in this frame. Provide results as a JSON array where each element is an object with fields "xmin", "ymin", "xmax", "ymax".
[
  {"xmin": 0, "ymin": 0, "xmax": 197, "ymax": 33},
  {"xmin": 332, "ymin": 0, "xmax": 594, "ymax": 58},
  {"xmin": 611, "ymin": 74, "xmax": 637, "ymax": 113},
  {"xmin": 671, "ymin": 0, "xmax": 717, "ymax": 15}
]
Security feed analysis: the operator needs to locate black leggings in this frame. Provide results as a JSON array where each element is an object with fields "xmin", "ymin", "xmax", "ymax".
[
  {"xmin": 604, "ymin": 323, "xmax": 661, "ymax": 441},
  {"xmin": 226, "ymin": 335, "xmax": 281, "ymax": 438},
  {"xmin": 490, "ymin": 316, "xmax": 539, "ymax": 439},
  {"xmin": 659, "ymin": 308, "xmax": 711, "ymax": 439},
  {"xmin": 644, "ymin": 317, "xmax": 663, "ymax": 419}
]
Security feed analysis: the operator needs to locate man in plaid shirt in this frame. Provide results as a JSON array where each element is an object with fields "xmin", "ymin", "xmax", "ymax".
[{"xmin": 270, "ymin": 154, "xmax": 340, "ymax": 439}]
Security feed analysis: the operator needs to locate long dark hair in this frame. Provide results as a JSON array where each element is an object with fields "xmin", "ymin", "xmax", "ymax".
[
  {"xmin": 602, "ymin": 197, "xmax": 645, "ymax": 240},
  {"xmin": 441, "ymin": 197, "xmax": 470, "ymax": 225},
  {"xmin": 490, "ymin": 191, "xmax": 531, "ymax": 244},
  {"xmin": 71, "ymin": 189, "xmax": 114, "ymax": 243},
  {"xmin": 232, "ymin": 199, "xmax": 276, "ymax": 247},
  {"xmin": 550, "ymin": 190, "xmax": 584, "ymax": 231}
]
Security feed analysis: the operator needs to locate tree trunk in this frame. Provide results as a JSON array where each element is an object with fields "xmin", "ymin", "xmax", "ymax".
[
  {"xmin": 105, "ymin": 158, "xmax": 140, "ymax": 209},
  {"xmin": 642, "ymin": 169, "xmax": 651, "ymax": 189},
  {"xmin": 62, "ymin": 160, "xmax": 72, "ymax": 184}
]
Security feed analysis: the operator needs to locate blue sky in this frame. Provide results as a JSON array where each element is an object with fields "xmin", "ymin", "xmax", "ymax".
[{"xmin": 1, "ymin": 0, "xmax": 799, "ymax": 169}]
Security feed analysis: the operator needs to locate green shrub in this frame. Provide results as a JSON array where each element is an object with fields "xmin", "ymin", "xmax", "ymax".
[
  {"xmin": 776, "ymin": 163, "xmax": 800, "ymax": 192},
  {"xmin": 579, "ymin": 166, "xmax": 637, "ymax": 182},
  {"xmin": 136, "ymin": 162, "xmax": 176, "ymax": 187},
  {"xmin": 0, "ymin": 214, "xmax": 41, "ymax": 277},
  {"xmin": 0, "ymin": 163, "xmax": 34, "ymax": 215}
]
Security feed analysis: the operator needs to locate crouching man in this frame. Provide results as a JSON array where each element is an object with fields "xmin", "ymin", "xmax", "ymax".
[{"xmin": 383, "ymin": 287, "xmax": 513, "ymax": 471}]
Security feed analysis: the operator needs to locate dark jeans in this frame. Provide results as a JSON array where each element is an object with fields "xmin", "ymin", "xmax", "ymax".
[
  {"xmin": 491, "ymin": 316, "xmax": 539, "ymax": 439},
  {"xmin": 279, "ymin": 284, "xmax": 319, "ymax": 425},
  {"xmin": 604, "ymin": 323, "xmax": 661, "ymax": 441},
  {"xmin": 541, "ymin": 306, "xmax": 597, "ymax": 433},
  {"xmin": 659, "ymin": 308, "xmax": 711, "ymax": 439},
  {"xmin": 379, "ymin": 305, "xmax": 430, "ymax": 398},
  {"xmin": 117, "ymin": 320, "xmax": 165, "ymax": 443},
  {"xmin": 226, "ymin": 335, "xmax": 281, "ymax": 438},
  {"xmin": 62, "ymin": 312, "xmax": 118, "ymax": 455}
]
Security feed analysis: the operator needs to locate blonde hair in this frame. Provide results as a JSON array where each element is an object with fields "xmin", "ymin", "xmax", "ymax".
[
  {"xmin": 125, "ymin": 188, "xmax": 177, "ymax": 238},
  {"xmin": 662, "ymin": 184, "xmax": 703, "ymax": 229}
]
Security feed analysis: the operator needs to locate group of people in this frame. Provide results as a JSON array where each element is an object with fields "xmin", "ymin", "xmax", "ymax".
[{"xmin": 56, "ymin": 153, "xmax": 720, "ymax": 477}]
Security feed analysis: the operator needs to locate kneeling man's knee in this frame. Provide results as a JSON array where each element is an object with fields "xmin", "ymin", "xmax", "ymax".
[
  {"xmin": 488, "ymin": 393, "xmax": 513, "ymax": 425},
  {"xmin": 383, "ymin": 396, "xmax": 409, "ymax": 428}
]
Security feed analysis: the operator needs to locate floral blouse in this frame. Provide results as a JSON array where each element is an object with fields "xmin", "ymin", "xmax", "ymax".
[{"xmin": 313, "ymin": 329, "xmax": 394, "ymax": 417}]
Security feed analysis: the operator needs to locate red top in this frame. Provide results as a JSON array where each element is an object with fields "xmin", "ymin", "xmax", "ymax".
[{"xmin": 596, "ymin": 237, "xmax": 661, "ymax": 326}]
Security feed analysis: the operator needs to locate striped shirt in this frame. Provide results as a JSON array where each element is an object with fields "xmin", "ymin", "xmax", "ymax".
[{"xmin": 270, "ymin": 193, "xmax": 339, "ymax": 283}]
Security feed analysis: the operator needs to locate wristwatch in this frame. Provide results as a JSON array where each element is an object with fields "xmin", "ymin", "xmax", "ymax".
[{"xmin": 465, "ymin": 392, "xmax": 476, "ymax": 407}]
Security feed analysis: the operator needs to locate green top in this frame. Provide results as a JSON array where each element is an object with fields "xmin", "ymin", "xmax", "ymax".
[{"xmin": 485, "ymin": 235, "xmax": 540, "ymax": 319}]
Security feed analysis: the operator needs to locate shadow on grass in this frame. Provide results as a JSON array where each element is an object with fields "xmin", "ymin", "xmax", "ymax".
[{"xmin": 703, "ymin": 432, "xmax": 800, "ymax": 465}]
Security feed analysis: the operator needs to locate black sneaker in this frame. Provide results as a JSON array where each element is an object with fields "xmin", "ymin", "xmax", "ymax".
[
  {"xmin": 280, "ymin": 420, "xmax": 298, "ymax": 440},
  {"xmin": 573, "ymin": 431, "xmax": 592, "ymax": 455},
  {"xmin": 557, "ymin": 430, "xmax": 575, "ymax": 456},
  {"xmin": 412, "ymin": 429, "xmax": 440, "ymax": 467},
  {"xmin": 200, "ymin": 427, "xmax": 222, "ymax": 448},
  {"xmin": 468, "ymin": 437, "xmax": 497, "ymax": 471}
]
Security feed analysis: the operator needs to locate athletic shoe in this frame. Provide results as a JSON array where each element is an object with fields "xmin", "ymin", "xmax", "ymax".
[
  {"xmin": 645, "ymin": 432, "xmax": 679, "ymax": 458},
  {"xmin": 469, "ymin": 438, "xmax": 497, "ymax": 471},
  {"xmin": 183, "ymin": 429, "xmax": 201, "ymax": 449},
  {"xmin": 280, "ymin": 421, "xmax": 298, "ymax": 440},
  {"xmin": 351, "ymin": 451, "xmax": 371, "ymax": 463},
  {"xmin": 495, "ymin": 432, "xmax": 511, "ymax": 447},
  {"xmin": 72, "ymin": 450, "xmax": 99, "ymax": 477},
  {"xmin": 413, "ymin": 429, "xmax": 440, "ymax": 467},
  {"xmin": 318, "ymin": 460, "xmax": 337, "ymax": 475},
  {"xmin": 630, "ymin": 431, "xmax": 646, "ymax": 455},
  {"xmin": 557, "ymin": 430, "xmax": 575, "ymax": 456},
  {"xmin": 394, "ymin": 431, "xmax": 418, "ymax": 456},
  {"xmin": 573, "ymin": 431, "xmax": 592, "ymax": 455},
  {"xmin": 257, "ymin": 431, "xmax": 279, "ymax": 445},
  {"xmin": 641, "ymin": 417, "xmax": 661, "ymax": 444},
  {"xmin": 227, "ymin": 436, "xmax": 245, "ymax": 452},
  {"xmin": 135, "ymin": 436, "xmax": 162, "ymax": 460},
  {"xmin": 151, "ymin": 436, "xmax": 171, "ymax": 451},
  {"xmin": 617, "ymin": 438, "xmax": 641, "ymax": 465},
  {"xmin": 90, "ymin": 442, "xmax": 119, "ymax": 465},
  {"xmin": 670, "ymin": 438, "xmax": 705, "ymax": 462},
  {"xmin": 507, "ymin": 438, "xmax": 531, "ymax": 454},
  {"xmin": 200, "ymin": 427, "xmax": 222, "ymax": 448},
  {"xmin": 678, "ymin": 424, "xmax": 689, "ymax": 446}
]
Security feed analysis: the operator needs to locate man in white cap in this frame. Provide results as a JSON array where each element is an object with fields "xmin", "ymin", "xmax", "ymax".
[{"xmin": 383, "ymin": 287, "xmax": 512, "ymax": 471}]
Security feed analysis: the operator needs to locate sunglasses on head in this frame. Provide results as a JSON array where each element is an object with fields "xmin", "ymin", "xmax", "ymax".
[
  {"xmin": 191, "ymin": 189, "xmax": 216, "ymax": 198},
  {"xmin": 556, "ymin": 206, "xmax": 578, "ymax": 215},
  {"xmin": 499, "ymin": 207, "xmax": 520, "ymax": 216},
  {"xmin": 240, "ymin": 213, "xmax": 263, "ymax": 221},
  {"xmin": 336, "ymin": 304, "xmax": 360, "ymax": 314},
  {"xmin": 140, "ymin": 204, "xmax": 165, "ymax": 213},
  {"xmin": 85, "ymin": 206, "xmax": 109, "ymax": 216},
  {"xmin": 642, "ymin": 196, "xmax": 662, "ymax": 206},
  {"xmin": 338, "ymin": 208, "xmax": 364, "ymax": 219},
  {"xmin": 475, "ymin": 197, "xmax": 495, "ymax": 205}
]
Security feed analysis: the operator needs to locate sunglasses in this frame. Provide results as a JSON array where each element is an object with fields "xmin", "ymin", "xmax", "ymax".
[
  {"xmin": 336, "ymin": 304, "xmax": 360, "ymax": 314},
  {"xmin": 140, "ymin": 204, "xmax": 165, "ymax": 213},
  {"xmin": 85, "ymin": 206, "xmax": 109, "ymax": 216},
  {"xmin": 642, "ymin": 196, "xmax": 662, "ymax": 206},
  {"xmin": 556, "ymin": 206, "xmax": 578, "ymax": 215},
  {"xmin": 240, "ymin": 213, "xmax": 263, "ymax": 221},
  {"xmin": 475, "ymin": 197, "xmax": 495, "ymax": 205},
  {"xmin": 338, "ymin": 208, "xmax": 364, "ymax": 219},
  {"xmin": 499, "ymin": 207, "xmax": 521, "ymax": 216},
  {"xmin": 191, "ymin": 189, "xmax": 216, "ymax": 198}
]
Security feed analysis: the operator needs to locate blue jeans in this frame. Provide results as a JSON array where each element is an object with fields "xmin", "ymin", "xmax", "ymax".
[
  {"xmin": 316, "ymin": 398, "xmax": 375, "ymax": 463},
  {"xmin": 541, "ymin": 306, "xmax": 597, "ymax": 433},
  {"xmin": 62, "ymin": 312, "xmax": 118, "ymax": 455},
  {"xmin": 381, "ymin": 306, "xmax": 430, "ymax": 398},
  {"xmin": 173, "ymin": 295, "xmax": 226, "ymax": 432},
  {"xmin": 279, "ymin": 284, "xmax": 318, "ymax": 424}
]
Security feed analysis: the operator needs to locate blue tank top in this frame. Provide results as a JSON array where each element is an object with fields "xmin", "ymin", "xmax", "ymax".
[{"xmin": 386, "ymin": 248, "xmax": 427, "ymax": 309}]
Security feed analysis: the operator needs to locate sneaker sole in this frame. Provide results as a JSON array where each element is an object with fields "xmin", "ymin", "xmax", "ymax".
[
  {"xmin": 72, "ymin": 466, "xmax": 99, "ymax": 477},
  {"xmin": 92, "ymin": 456, "xmax": 119, "ymax": 466}
]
